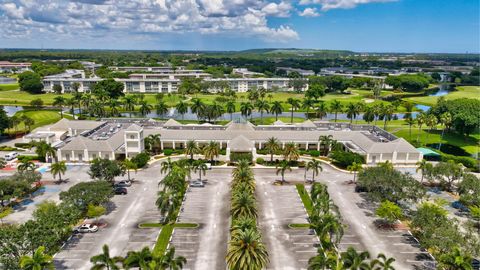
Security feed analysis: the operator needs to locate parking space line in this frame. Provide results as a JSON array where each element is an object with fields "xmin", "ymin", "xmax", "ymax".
[
  {"xmin": 339, "ymin": 242, "xmax": 360, "ymax": 245},
  {"xmin": 295, "ymin": 250, "xmax": 317, "ymax": 253}
]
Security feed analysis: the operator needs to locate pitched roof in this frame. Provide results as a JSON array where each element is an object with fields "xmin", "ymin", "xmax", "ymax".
[
  {"xmin": 49, "ymin": 118, "xmax": 105, "ymax": 131},
  {"xmin": 163, "ymin": 118, "xmax": 182, "ymax": 127},
  {"xmin": 228, "ymin": 135, "xmax": 254, "ymax": 152},
  {"xmin": 273, "ymin": 120, "xmax": 285, "ymax": 125},
  {"xmin": 296, "ymin": 119, "xmax": 316, "ymax": 128},
  {"xmin": 225, "ymin": 121, "xmax": 255, "ymax": 132},
  {"xmin": 126, "ymin": 124, "xmax": 143, "ymax": 131}
]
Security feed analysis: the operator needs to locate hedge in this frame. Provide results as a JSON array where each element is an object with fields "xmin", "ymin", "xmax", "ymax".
[
  {"xmin": 131, "ymin": 152, "xmax": 150, "ymax": 168},
  {"xmin": 329, "ymin": 150, "xmax": 365, "ymax": 169},
  {"xmin": 440, "ymin": 153, "xmax": 479, "ymax": 172},
  {"xmin": 230, "ymin": 152, "xmax": 252, "ymax": 162}
]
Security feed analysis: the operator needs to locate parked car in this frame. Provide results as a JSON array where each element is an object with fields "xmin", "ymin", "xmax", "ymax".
[
  {"xmin": 4, "ymin": 152, "xmax": 18, "ymax": 161},
  {"xmin": 205, "ymin": 163, "xmax": 212, "ymax": 170},
  {"xmin": 189, "ymin": 181, "xmax": 204, "ymax": 187},
  {"xmin": 115, "ymin": 180, "xmax": 131, "ymax": 188},
  {"xmin": 74, "ymin": 224, "xmax": 98, "ymax": 233},
  {"xmin": 114, "ymin": 187, "xmax": 128, "ymax": 195}
]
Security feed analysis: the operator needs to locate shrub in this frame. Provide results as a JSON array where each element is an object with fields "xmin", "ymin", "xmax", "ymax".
[
  {"xmin": 309, "ymin": 150, "xmax": 320, "ymax": 157},
  {"xmin": 17, "ymin": 155, "xmax": 40, "ymax": 163},
  {"xmin": 163, "ymin": 149, "xmax": 173, "ymax": 156},
  {"xmin": 230, "ymin": 152, "xmax": 252, "ymax": 162},
  {"xmin": 14, "ymin": 143, "xmax": 34, "ymax": 149},
  {"xmin": 220, "ymin": 149, "xmax": 227, "ymax": 155},
  {"xmin": 256, "ymin": 157, "xmax": 265, "ymax": 164},
  {"xmin": 330, "ymin": 150, "xmax": 365, "ymax": 169},
  {"xmin": 440, "ymin": 153, "xmax": 478, "ymax": 172},
  {"xmin": 131, "ymin": 152, "xmax": 150, "ymax": 168},
  {"xmin": 0, "ymin": 146, "xmax": 21, "ymax": 152}
]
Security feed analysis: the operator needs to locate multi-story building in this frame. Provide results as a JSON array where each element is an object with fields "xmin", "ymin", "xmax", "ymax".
[{"xmin": 0, "ymin": 61, "xmax": 32, "ymax": 73}]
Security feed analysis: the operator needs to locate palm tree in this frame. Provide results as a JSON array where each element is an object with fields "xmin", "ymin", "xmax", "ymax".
[
  {"xmin": 184, "ymin": 140, "xmax": 200, "ymax": 161},
  {"xmin": 380, "ymin": 104, "xmax": 395, "ymax": 130},
  {"xmin": 276, "ymin": 160, "xmax": 292, "ymax": 184},
  {"xmin": 203, "ymin": 141, "xmax": 220, "ymax": 164},
  {"xmin": 316, "ymin": 101, "xmax": 328, "ymax": 120},
  {"xmin": 155, "ymin": 101, "xmax": 169, "ymax": 119},
  {"xmin": 415, "ymin": 159, "xmax": 432, "ymax": 184},
  {"xmin": 302, "ymin": 98, "xmax": 315, "ymax": 119},
  {"xmin": 438, "ymin": 112, "xmax": 452, "ymax": 150},
  {"xmin": 346, "ymin": 102, "xmax": 360, "ymax": 124},
  {"xmin": 341, "ymin": 247, "xmax": 371, "ymax": 270},
  {"xmin": 81, "ymin": 93, "xmax": 93, "ymax": 116},
  {"xmin": 50, "ymin": 161, "xmax": 67, "ymax": 183},
  {"xmin": 363, "ymin": 106, "xmax": 375, "ymax": 124},
  {"xmin": 157, "ymin": 246, "xmax": 187, "ymax": 270},
  {"xmin": 123, "ymin": 246, "xmax": 153, "ymax": 269},
  {"xmin": 330, "ymin": 100, "xmax": 343, "ymax": 122},
  {"xmin": 66, "ymin": 98, "xmax": 77, "ymax": 118},
  {"xmin": 270, "ymin": 101, "xmax": 283, "ymax": 121},
  {"xmin": 426, "ymin": 113, "xmax": 438, "ymax": 133},
  {"xmin": 404, "ymin": 117, "xmax": 415, "ymax": 140},
  {"xmin": 316, "ymin": 213, "xmax": 344, "ymax": 245},
  {"xmin": 22, "ymin": 116, "xmax": 35, "ymax": 133},
  {"xmin": 240, "ymin": 102, "xmax": 254, "ymax": 120},
  {"xmin": 90, "ymin": 244, "xmax": 123, "ymax": 270},
  {"xmin": 306, "ymin": 159, "xmax": 323, "ymax": 183},
  {"xmin": 265, "ymin": 137, "xmax": 280, "ymax": 163},
  {"xmin": 438, "ymin": 247, "xmax": 473, "ymax": 270},
  {"xmin": 53, "ymin": 96, "xmax": 66, "ymax": 118},
  {"xmin": 19, "ymin": 246, "xmax": 54, "ymax": 270},
  {"xmin": 370, "ymin": 253, "xmax": 396, "ymax": 270},
  {"xmin": 190, "ymin": 98, "xmax": 205, "ymax": 118},
  {"xmin": 209, "ymin": 102, "xmax": 225, "ymax": 123},
  {"xmin": 283, "ymin": 142, "xmax": 299, "ymax": 162},
  {"xmin": 122, "ymin": 159, "xmax": 137, "ymax": 181},
  {"xmin": 287, "ymin": 98, "xmax": 301, "ymax": 123},
  {"xmin": 231, "ymin": 191, "xmax": 258, "ymax": 219},
  {"xmin": 18, "ymin": 160, "xmax": 35, "ymax": 172},
  {"xmin": 122, "ymin": 95, "xmax": 136, "ymax": 118},
  {"xmin": 255, "ymin": 100, "xmax": 270, "ymax": 124},
  {"xmin": 318, "ymin": 135, "xmax": 333, "ymax": 156},
  {"xmin": 108, "ymin": 99, "xmax": 120, "ymax": 117},
  {"xmin": 175, "ymin": 101, "xmax": 188, "ymax": 120},
  {"xmin": 416, "ymin": 112, "xmax": 427, "ymax": 144},
  {"xmin": 90, "ymin": 101, "xmax": 105, "ymax": 118},
  {"xmin": 193, "ymin": 160, "xmax": 208, "ymax": 181},
  {"xmin": 160, "ymin": 158, "xmax": 174, "ymax": 175},
  {"xmin": 226, "ymin": 100, "xmax": 236, "ymax": 121},
  {"xmin": 226, "ymin": 228, "xmax": 269, "ymax": 270},
  {"xmin": 138, "ymin": 100, "xmax": 152, "ymax": 117},
  {"xmin": 347, "ymin": 162, "xmax": 362, "ymax": 183}
]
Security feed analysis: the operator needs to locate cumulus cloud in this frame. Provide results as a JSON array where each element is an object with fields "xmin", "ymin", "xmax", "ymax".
[
  {"xmin": 299, "ymin": 7, "xmax": 320, "ymax": 17},
  {"xmin": 298, "ymin": 0, "xmax": 396, "ymax": 11},
  {"xmin": 0, "ymin": 0, "xmax": 299, "ymax": 43}
]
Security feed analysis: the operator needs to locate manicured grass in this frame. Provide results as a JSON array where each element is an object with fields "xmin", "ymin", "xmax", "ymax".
[
  {"xmin": 296, "ymin": 184, "xmax": 313, "ymax": 216},
  {"xmin": 0, "ymin": 83, "xmax": 19, "ymax": 91},
  {"xmin": 153, "ymin": 224, "xmax": 174, "ymax": 256},
  {"xmin": 138, "ymin": 223, "xmax": 163, "ymax": 228},
  {"xmin": 6, "ymin": 110, "xmax": 68, "ymax": 134},
  {"xmin": 403, "ymin": 86, "xmax": 480, "ymax": 106},
  {"xmin": 251, "ymin": 116, "xmax": 305, "ymax": 125},
  {"xmin": 0, "ymin": 90, "xmax": 73, "ymax": 106},
  {"xmin": 174, "ymin": 223, "xmax": 199, "ymax": 228},
  {"xmin": 289, "ymin": 223, "xmax": 310, "ymax": 229}
]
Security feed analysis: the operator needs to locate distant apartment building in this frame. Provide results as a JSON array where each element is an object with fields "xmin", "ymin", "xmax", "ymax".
[
  {"xmin": 277, "ymin": 67, "xmax": 315, "ymax": 76},
  {"xmin": 232, "ymin": 68, "xmax": 264, "ymax": 77},
  {"xmin": 0, "ymin": 61, "xmax": 32, "ymax": 73}
]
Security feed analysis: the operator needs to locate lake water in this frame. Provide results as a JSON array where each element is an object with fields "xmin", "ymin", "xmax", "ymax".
[
  {"xmin": 0, "ymin": 77, "xmax": 16, "ymax": 84},
  {"xmin": 413, "ymin": 84, "xmax": 452, "ymax": 112}
]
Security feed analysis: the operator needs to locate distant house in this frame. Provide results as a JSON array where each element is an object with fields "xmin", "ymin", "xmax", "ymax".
[{"xmin": 0, "ymin": 61, "xmax": 31, "ymax": 73}]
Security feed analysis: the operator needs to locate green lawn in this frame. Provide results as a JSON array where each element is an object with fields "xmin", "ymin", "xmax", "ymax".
[
  {"xmin": 0, "ymin": 83, "xmax": 19, "ymax": 91},
  {"xmin": 0, "ymin": 90, "xmax": 73, "ymax": 106},
  {"xmin": 295, "ymin": 184, "xmax": 313, "ymax": 216},
  {"xmin": 251, "ymin": 116, "xmax": 305, "ymax": 125},
  {"xmin": 403, "ymin": 86, "xmax": 480, "ymax": 106},
  {"xmin": 6, "ymin": 110, "xmax": 69, "ymax": 134},
  {"xmin": 153, "ymin": 224, "xmax": 174, "ymax": 256}
]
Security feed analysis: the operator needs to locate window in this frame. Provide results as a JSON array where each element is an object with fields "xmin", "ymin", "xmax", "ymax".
[
  {"xmin": 78, "ymin": 154, "xmax": 83, "ymax": 161},
  {"xmin": 130, "ymin": 135, "xmax": 135, "ymax": 139}
]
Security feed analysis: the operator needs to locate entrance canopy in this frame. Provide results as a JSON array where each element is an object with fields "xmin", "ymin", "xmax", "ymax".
[{"xmin": 416, "ymin": 147, "xmax": 440, "ymax": 157}]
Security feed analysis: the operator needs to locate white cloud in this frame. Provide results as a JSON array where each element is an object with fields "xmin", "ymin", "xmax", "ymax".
[
  {"xmin": 298, "ymin": 0, "xmax": 396, "ymax": 11},
  {"xmin": 0, "ymin": 0, "xmax": 298, "ymax": 43},
  {"xmin": 299, "ymin": 7, "xmax": 320, "ymax": 17}
]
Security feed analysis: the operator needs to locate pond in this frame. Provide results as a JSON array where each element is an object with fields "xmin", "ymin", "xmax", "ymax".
[
  {"xmin": 414, "ymin": 84, "xmax": 453, "ymax": 112},
  {"xmin": 1, "ymin": 105, "xmax": 24, "ymax": 116},
  {"xmin": 0, "ymin": 76, "xmax": 16, "ymax": 84}
]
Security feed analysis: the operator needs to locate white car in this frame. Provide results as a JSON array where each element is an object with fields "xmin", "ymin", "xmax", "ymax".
[
  {"xmin": 75, "ymin": 224, "xmax": 98, "ymax": 233},
  {"xmin": 4, "ymin": 152, "xmax": 18, "ymax": 161}
]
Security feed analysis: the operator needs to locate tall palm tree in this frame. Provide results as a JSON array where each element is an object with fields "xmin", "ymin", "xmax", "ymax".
[
  {"xmin": 123, "ymin": 247, "xmax": 153, "ymax": 269},
  {"xmin": 226, "ymin": 100, "xmax": 236, "ymax": 121},
  {"xmin": 426, "ymin": 113, "xmax": 438, "ymax": 133},
  {"xmin": 330, "ymin": 100, "xmax": 343, "ymax": 122},
  {"xmin": 193, "ymin": 160, "xmax": 208, "ymax": 181},
  {"xmin": 121, "ymin": 159, "xmax": 137, "ymax": 181},
  {"xmin": 283, "ymin": 142, "xmax": 299, "ymax": 162},
  {"xmin": 145, "ymin": 134, "xmax": 161, "ymax": 155},
  {"xmin": 155, "ymin": 101, "xmax": 169, "ymax": 119},
  {"xmin": 190, "ymin": 98, "xmax": 205, "ymax": 118},
  {"xmin": 363, "ymin": 106, "xmax": 375, "ymax": 124},
  {"xmin": 160, "ymin": 158, "xmax": 174, "ymax": 174},
  {"xmin": 316, "ymin": 101, "xmax": 328, "ymax": 120},
  {"xmin": 66, "ymin": 98, "xmax": 77, "ymax": 119},
  {"xmin": 231, "ymin": 191, "xmax": 258, "ymax": 219},
  {"xmin": 255, "ymin": 100, "xmax": 270, "ymax": 124},
  {"xmin": 416, "ymin": 112, "xmax": 427, "ymax": 144},
  {"xmin": 157, "ymin": 246, "xmax": 187, "ymax": 270},
  {"xmin": 19, "ymin": 246, "xmax": 54, "ymax": 270},
  {"xmin": 175, "ymin": 101, "xmax": 188, "ymax": 120},
  {"xmin": 90, "ymin": 244, "xmax": 123, "ymax": 270},
  {"xmin": 438, "ymin": 112, "xmax": 452, "ymax": 150},
  {"xmin": 265, "ymin": 137, "xmax": 280, "ymax": 163},
  {"xmin": 108, "ymin": 99, "xmax": 120, "ymax": 117},
  {"xmin": 318, "ymin": 135, "xmax": 333, "ymax": 156},
  {"xmin": 306, "ymin": 159, "xmax": 323, "ymax": 183},
  {"xmin": 270, "ymin": 101, "xmax": 283, "ymax": 121},
  {"xmin": 51, "ymin": 161, "xmax": 67, "ymax": 183},
  {"xmin": 18, "ymin": 160, "xmax": 35, "ymax": 172},
  {"xmin": 226, "ymin": 228, "xmax": 269, "ymax": 270},
  {"xmin": 415, "ymin": 159, "xmax": 431, "ymax": 184},
  {"xmin": 302, "ymin": 98, "xmax": 315, "ymax": 119},
  {"xmin": 276, "ymin": 160, "xmax": 292, "ymax": 184},
  {"xmin": 185, "ymin": 140, "xmax": 200, "ymax": 161},
  {"xmin": 203, "ymin": 141, "xmax": 220, "ymax": 163},
  {"xmin": 90, "ymin": 101, "xmax": 106, "ymax": 118},
  {"xmin": 380, "ymin": 104, "xmax": 395, "ymax": 130},
  {"xmin": 316, "ymin": 213, "xmax": 344, "ymax": 245},
  {"xmin": 404, "ymin": 117, "xmax": 415, "ymax": 140},
  {"xmin": 287, "ymin": 98, "xmax": 301, "ymax": 123},
  {"xmin": 370, "ymin": 253, "xmax": 396, "ymax": 270},
  {"xmin": 139, "ymin": 100, "xmax": 153, "ymax": 117},
  {"xmin": 240, "ymin": 102, "xmax": 254, "ymax": 120},
  {"xmin": 81, "ymin": 93, "xmax": 93, "ymax": 116},
  {"xmin": 341, "ymin": 247, "xmax": 371, "ymax": 270},
  {"xmin": 122, "ymin": 95, "xmax": 136, "ymax": 118},
  {"xmin": 347, "ymin": 162, "xmax": 362, "ymax": 183},
  {"xmin": 346, "ymin": 102, "xmax": 359, "ymax": 124},
  {"xmin": 209, "ymin": 102, "xmax": 225, "ymax": 123},
  {"xmin": 53, "ymin": 96, "xmax": 66, "ymax": 118}
]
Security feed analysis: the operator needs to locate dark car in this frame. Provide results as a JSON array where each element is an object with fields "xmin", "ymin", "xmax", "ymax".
[{"xmin": 114, "ymin": 187, "xmax": 128, "ymax": 195}]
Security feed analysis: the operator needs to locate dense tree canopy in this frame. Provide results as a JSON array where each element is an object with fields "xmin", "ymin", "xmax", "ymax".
[
  {"xmin": 431, "ymin": 98, "xmax": 480, "ymax": 137},
  {"xmin": 18, "ymin": 71, "xmax": 44, "ymax": 94},
  {"xmin": 88, "ymin": 158, "xmax": 124, "ymax": 182},
  {"xmin": 59, "ymin": 181, "xmax": 114, "ymax": 211},
  {"xmin": 385, "ymin": 74, "xmax": 430, "ymax": 92},
  {"xmin": 92, "ymin": 79, "xmax": 125, "ymax": 99}
]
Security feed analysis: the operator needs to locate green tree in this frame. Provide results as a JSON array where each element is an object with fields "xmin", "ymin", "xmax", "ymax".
[
  {"xmin": 458, "ymin": 174, "xmax": 480, "ymax": 207},
  {"xmin": 122, "ymin": 95, "xmax": 136, "ymax": 118},
  {"xmin": 18, "ymin": 160, "xmax": 36, "ymax": 172},
  {"xmin": 226, "ymin": 228, "xmax": 269, "ymax": 270},
  {"xmin": 90, "ymin": 244, "xmax": 123, "ymax": 270},
  {"xmin": 370, "ymin": 253, "xmax": 396, "ymax": 270},
  {"xmin": 438, "ymin": 247, "xmax": 473, "ymax": 270},
  {"xmin": 53, "ymin": 96, "xmax": 66, "ymax": 118},
  {"xmin": 123, "ymin": 247, "xmax": 153, "ymax": 269},
  {"xmin": 276, "ymin": 160, "xmax": 292, "ymax": 184},
  {"xmin": 50, "ymin": 161, "xmax": 67, "ymax": 183},
  {"xmin": 139, "ymin": 100, "xmax": 153, "ymax": 117},
  {"xmin": 175, "ymin": 101, "xmax": 188, "ymax": 120},
  {"xmin": 155, "ymin": 101, "xmax": 169, "ymax": 119},
  {"xmin": 193, "ymin": 160, "xmax": 208, "ymax": 181},
  {"xmin": 306, "ymin": 159, "xmax": 323, "ymax": 183},
  {"xmin": 19, "ymin": 246, "xmax": 54, "ymax": 270},
  {"xmin": 340, "ymin": 247, "xmax": 370, "ymax": 270},
  {"xmin": 255, "ymin": 100, "xmax": 270, "ymax": 124},
  {"xmin": 316, "ymin": 101, "xmax": 328, "ymax": 120},
  {"xmin": 347, "ymin": 162, "xmax": 362, "ymax": 183},
  {"xmin": 283, "ymin": 142, "xmax": 299, "ymax": 162},
  {"xmin": 240, "ymin": 102, "xmax": 253, "ymax": 120},
  {"xmin": 270, "ymin": 101, "xmax": 283, "ymax": 121},
  {"xmin": 302, "ymin": 98, "xmax": 315, "ymax": 119},
  {"xmin": 92, "ymin": 79, "xmax": 125, "ymax": 100},
  {"xmin": 18, "ymin": 71, "xmax": 44, "ymax": 94},
  {"xmin": 60, "ymin": 181, "xmax": 114, "ymax": 211},
  {"xmin": 265, "ymin": 137, "xmax": 280, "ymax": 163},
  {"xmin": 121, "ymin": 158, "xmax": 137, "ymax": 182},
  {"xmin": 286, "ymin": 98, "xmax": 301, "ymax": 123},
  {"xmin": 87, "ymin": 204, "xmax": 106, "ymax": 224},
  {"xmin": 226, "ymin": 100, "xmax": 236, "ymax": 121},
  {"xmin": 203, "ymin": 141, "xmax": 220, "ymax": 163},
  {"xmin": 330, "ymin": 100, "xmax": 343, "ymax": 123},
  {"xmin": 156, "ymin": 246, "xmax": 187, "ymax": 270},
  {"xmin": 30, "ymin": 98, "xmax": 44, "ymax": 109},
  {"xmin": 375, "ymin": 200, "xmax": 403, "ymax": 225},
  {"xmin": 88, "ymin": 158, "xmax": 124, "ymax": 183},
  {"xmin": 185, "ymin": 140, "xmax": 200, "ymax": 161}
]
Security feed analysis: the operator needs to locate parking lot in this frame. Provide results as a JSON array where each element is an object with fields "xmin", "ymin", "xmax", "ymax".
[
  {"xmin": 170, "ymin": 168, "xmax": 231, "ymax": 270},
  {"xmin": 255, "ymin": 168, "xmax": 317, "ymax": 270},
  {"xmin": 54, "ymin": 162, "xmax": 162, "ymax": 270}
]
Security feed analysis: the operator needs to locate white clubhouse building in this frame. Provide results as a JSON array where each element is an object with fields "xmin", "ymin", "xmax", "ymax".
[{"xmin": 25, "ymin": 118, "xmax": 422, "ymax": 165}]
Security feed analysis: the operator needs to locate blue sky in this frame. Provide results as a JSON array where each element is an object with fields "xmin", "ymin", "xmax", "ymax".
[{"xmin": 0, "ymin": 0, "xmax": 478, "ymax": 53}]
